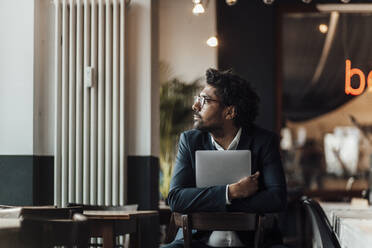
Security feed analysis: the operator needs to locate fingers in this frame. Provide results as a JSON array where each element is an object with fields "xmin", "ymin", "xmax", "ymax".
[
  {"xmin": 231, "ymin": 171, "xmax": 260, "ymax": 199},
  {"xmin": 250, "ymin": 171, "xmax": 260, "ymax": 180},
  {"xmin": 252, "ymin": 171, "xmax": 259, "ymax": 177},
  {"xmin": 238, "ymin": 172, "xmax": 259, "ymax": 183}
]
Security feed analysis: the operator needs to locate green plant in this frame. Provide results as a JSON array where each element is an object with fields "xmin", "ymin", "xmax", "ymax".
[{"xmin": 159, "ymin": 77, "xmax": 201, "ymax": 200}]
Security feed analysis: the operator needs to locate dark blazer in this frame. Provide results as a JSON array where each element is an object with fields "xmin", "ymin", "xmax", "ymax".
[{"xmin": 167, "ymin": 125, "xmax": 287, "ymax": 244}]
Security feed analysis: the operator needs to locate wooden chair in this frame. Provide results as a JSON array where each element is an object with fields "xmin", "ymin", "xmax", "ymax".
[
  {"xmin": 301, "ymin": 197, "xmax": 341, "ymax": 248},
  {"xmin": 165, "ymin": 212, "xmax": 265, "ymax": 248}
]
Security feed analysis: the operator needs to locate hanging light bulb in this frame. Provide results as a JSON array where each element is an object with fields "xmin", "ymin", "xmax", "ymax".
[
  {"xmin": 263, "ymin": 0, "xmax": 275, "ymax": 5},
  {"xmin": 340, "ymin": 0, "xmax": 351, "ymax": 3},
  {"xmin": 226, "ymin": 0, "xmax": 237, "ymax": 6},
  {"xmin": 192, "ymin": 3, "xmax": 205, "ymax": 15},
  {"xmin": 206, "ymin": 36, "xmax": 218, "ymax": 47},
  {"xmin": 302, "ymin": 0, "xmax": 312, "ymax": 3},
  {"xmin": 319, "ymin": 24, "xmax": 328, "ymax": 33}
]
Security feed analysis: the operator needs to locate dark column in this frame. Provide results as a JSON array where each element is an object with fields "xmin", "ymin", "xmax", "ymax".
[
  {"xmin": 127, "ymin": 155, "xmax": 160, "ymax": 248},
  {"xmin": 217, "ymin": 0, "xmax": 277, "ymax": 132}
]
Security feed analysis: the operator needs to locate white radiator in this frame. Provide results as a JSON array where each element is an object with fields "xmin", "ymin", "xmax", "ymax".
[{"xmin": 54, "ymin": 0, "xmax": 127, "ymax": 207}]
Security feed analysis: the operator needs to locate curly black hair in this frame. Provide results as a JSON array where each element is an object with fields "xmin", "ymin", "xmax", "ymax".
[{"xmin": 206, "ymin": 68, "xmax": 260, "ymax": 127}]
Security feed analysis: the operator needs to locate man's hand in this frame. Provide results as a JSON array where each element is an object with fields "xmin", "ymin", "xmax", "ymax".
[{"xmin": 228, "ymin": 172, "xmax": 260, "ymax": 200}]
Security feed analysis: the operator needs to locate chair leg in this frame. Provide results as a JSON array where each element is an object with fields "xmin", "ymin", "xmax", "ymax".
[
  {"xmin": 129, "ymin": 220, "xmax": 140, "ymax": 248},
  {"xmin": 181, "ymin": 215, "xmax": 192, "ymax": 248},
  {"xmin": 129, "ymin": 233, "xmax": 138, "ymax": 248},
  {"xmin": 164, "ymin": 213, "xmax": 178, "ymax": 244},
  {"xmin": 102, "ymin": 223, "xmax": 115, "ymax": 248},
  {"xmin": 254, "ymin": 215, "xmax": 265, "ymax": 248}
]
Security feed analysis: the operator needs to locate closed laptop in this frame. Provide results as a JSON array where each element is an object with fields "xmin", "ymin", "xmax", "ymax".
[{"xmin": 195, "ymin": 150, "xmax": 251, "ymax": 188}]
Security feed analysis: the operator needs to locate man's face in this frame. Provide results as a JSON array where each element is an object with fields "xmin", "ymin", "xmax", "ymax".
[{"xmin": 192, "ymin": 85, "xmax": 225, "ymax": 132}]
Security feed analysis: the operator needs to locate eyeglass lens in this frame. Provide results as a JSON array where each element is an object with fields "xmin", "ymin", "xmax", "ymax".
[{"xmin": 194, "ymin": 96, "xmax": 204, "ymax": 106}]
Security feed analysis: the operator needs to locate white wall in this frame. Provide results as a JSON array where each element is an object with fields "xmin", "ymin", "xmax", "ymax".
[
  {"xmin": 0, "ymin": 0, "xmax": 54, "ymax": 156},
  {"xmin": 127, "ymin": 0, "xmax": 159, "ymax": 156},
  {"xmin": 0, "ymin": 0, "xmax": 35, "ymax": 155},
  {"xmin": 159, "ymin": 0, "xmax": 217, "ymax": 83}
]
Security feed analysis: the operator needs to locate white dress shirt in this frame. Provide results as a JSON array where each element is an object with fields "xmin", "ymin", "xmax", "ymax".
[{"xmin": 206, "ymin": 128, "xmax": 245, "ymax": 247}]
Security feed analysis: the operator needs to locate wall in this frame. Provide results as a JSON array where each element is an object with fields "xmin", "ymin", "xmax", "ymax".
[
  {"xmin": 0, "ymin": 0, "xmax": 160, "ymax": 209},
  {"xmin": 159, "ymin": 0, "xmax": 217, "ymax": 83},
  {"xmin": 0, "ymin": 0, "xmax": 35, "ymax": 155},
  {"xmin": 0, "ymin": 0, "xmax": 54, "ymax": 205}
]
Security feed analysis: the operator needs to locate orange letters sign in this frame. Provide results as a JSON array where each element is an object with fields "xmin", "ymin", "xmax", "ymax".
[{"xmin": 345, "ymin": 59, "xmax": 372, "ymax": 95}]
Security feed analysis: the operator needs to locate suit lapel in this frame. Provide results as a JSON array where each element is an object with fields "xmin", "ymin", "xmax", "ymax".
[
  {"xmin": 203, "ymin": 132, "xmax": 216, "ymax": 150},
  {"xmin": 237, "ymin": 126, "xmax": 254, "ymax": 150}
]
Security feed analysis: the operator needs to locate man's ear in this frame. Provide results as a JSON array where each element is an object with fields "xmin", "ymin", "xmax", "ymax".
[{"xmin": 224, "ymin": 106, "xmax": 236, "ymax": 120}]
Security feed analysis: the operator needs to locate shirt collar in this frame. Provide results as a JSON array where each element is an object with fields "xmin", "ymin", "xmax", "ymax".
[{"xmin": 210, "ymin": 128, "xmax": 242, "ymax": 151}]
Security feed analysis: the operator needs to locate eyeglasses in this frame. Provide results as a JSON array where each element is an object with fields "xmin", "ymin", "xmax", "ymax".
[{"xmin": 194, "ymin": 95, "xmax": 220, "ymax": 108}]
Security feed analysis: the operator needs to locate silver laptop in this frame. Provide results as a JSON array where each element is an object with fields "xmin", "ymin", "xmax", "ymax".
[{"xmin": 195, "ymin": 150, "xmax": 251, "ymax": 187}]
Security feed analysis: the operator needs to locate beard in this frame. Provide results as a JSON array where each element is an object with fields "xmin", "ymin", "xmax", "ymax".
[
  {"xmin": 193, "ymin": 118, "xmax": 205, "ymax": 130},
  {"xmin": 193, "ymin": 114, "xmax": 220, "ymax": 132}
]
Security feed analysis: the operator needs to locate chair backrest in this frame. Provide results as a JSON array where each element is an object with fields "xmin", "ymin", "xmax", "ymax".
[
  {"xmin": 173, "ymin": 212, "xmax": 257, "ymax": 231},
  {"xmin": 165, "ymin": 212, "xmax": 263, "ymax": 248},
  {"xmin": 302, "ymin": 197, "xmax": 341, "ymax": 248}
]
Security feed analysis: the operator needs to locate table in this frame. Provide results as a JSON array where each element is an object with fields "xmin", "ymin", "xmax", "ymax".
[
  {"xmin": 0, "ymin": 214, "xmax": 88, "ymax": 248},
  {"xmin": 320, "ymin": 202, "xmax": 371, "ymax": 227},
  {"xmin": 319, "ymin": 202, "xmax": 372, "ymax": 248},
  {"xmin": 83, "ymin": 210, "xmax": 158, "ymax": 248},
  {"xmin": 339, "ymin": 218, "xmax": 372, "ymax": 248}
]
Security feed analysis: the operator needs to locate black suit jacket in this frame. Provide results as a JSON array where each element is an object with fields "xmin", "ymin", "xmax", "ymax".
[{"xmin": 167, "ymin": 125, "xmax": 287, "ymax": 244}]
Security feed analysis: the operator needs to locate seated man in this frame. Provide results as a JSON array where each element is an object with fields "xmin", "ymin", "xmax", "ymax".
[{"xmin": 163, "ymin": 68, "xmax": 287, "ymax": 247}]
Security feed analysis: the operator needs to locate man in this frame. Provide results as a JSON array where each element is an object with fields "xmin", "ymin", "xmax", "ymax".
[{"xmin": 163, "ymin": 68, "xmax": 287, "ymax": 247}]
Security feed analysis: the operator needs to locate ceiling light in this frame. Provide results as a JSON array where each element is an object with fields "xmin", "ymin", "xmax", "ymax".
[
  {"xmin": 193, "ymin": 0, "xmax": 201, "ymax": 3},
  {"xmin": 226, "ymin": 0, "xmax": 237, "ymax": 6},
  {"xmin": 319, "ymin": 24, "xmax": 328, "ymax": 33},
  {"xmin": 340, "ymin": 0, "xmax": 351, "ymax": 3},
  {"xmin": 263, "ymin": 0, "xmax": 275, "ymax": 5},
  {"xmin": 206, "ymin": 36, "xmax": 218, "ymax": 47},
  {"xmin": 192, "ymin": 3, "xmax": 205, "ymax": 15}
]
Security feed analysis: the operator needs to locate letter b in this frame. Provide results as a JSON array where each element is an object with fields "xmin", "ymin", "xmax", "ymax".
[{"xmin": 345, "ymin": 59, "xmax": 365, "ymax": 95}]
